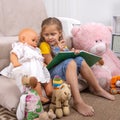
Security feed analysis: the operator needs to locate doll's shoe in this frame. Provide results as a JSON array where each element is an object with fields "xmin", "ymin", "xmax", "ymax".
[{"xmin": 22, "ymin": 75, "xmax": 38, "ymax": 88}]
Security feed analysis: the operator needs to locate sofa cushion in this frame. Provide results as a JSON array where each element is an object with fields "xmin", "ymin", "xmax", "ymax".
[
  {"xmin": 0, "ymin": 75, "xmax": 21, "ymax": 112},
  {"xmin": 0, "ymin": 0, "xmax": 47, "ymax": 36}
]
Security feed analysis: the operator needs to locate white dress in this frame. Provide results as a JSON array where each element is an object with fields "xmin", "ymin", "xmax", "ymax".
[{"xmin": 0, "ymin": 42, "xmax": 50, "ymax": 93}]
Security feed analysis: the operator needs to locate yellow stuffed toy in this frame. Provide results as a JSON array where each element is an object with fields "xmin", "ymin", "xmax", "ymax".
[
  {"xmin": 49, "ymin": 75, "xmax": 71, "ymax": 119},
  {"xmin": 110, "ymin": 76, "xmax": 120, "ymax": 94}
]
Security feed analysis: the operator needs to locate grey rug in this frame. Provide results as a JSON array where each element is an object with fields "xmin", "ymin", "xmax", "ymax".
[
  {"xmin": 0, "ymin": 105, "xmax": 17, "ymax": 120},
  {"xmin": 1, "ymin": 93, "xmax": 120, "ymax": 120}
]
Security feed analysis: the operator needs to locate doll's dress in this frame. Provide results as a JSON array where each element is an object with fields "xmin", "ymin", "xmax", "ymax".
[{"xmin": 0, "ymin": 42, "xmax": 50, "ymax": 93}]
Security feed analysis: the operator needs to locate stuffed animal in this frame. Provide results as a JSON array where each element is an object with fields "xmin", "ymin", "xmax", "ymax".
[
  {"xmin": 71, "ymin": 23, "xmax": 120, "ymax": 91},
  {"xmin": 35, "ymin": 109, "xmax": 56, "ymax": 120},
  {"xmin": 22, "ymin": 75, "xmax": 38, "ymax": 89},
  {"xmin": 110, "ymin": 76, "xmax": 120, "ymax": 94},
  {"xmin": 17, "ymin": 76, "xmax": 56, "ymax": 120},
  {"xmin": 16, "ymin": 75, "xmax": 44, "ymax": 120},
  {"xmin": 49, "ymin": 75, "xmax": 71, "ymax": 119}
]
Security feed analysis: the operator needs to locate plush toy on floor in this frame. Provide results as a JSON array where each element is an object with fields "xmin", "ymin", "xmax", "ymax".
[
  {"xmin": 71, "ymin": 23, "xmax": 120, "ymax": 91},
  {"xmin": 49, "ymin": 75, "xmax": 71, "ymax": 119},
  {"xmin": 110, "ymin": 76, "xmax": 120, "ymax": 94},
  {"xmin": 17, "ymin": 75, "xmax": 56, "ymax": 120}
]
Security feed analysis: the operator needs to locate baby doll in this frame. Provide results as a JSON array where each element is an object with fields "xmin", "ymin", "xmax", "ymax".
[{"xmin": 0, "ymin": 28, "xmax": 52, "ymax": 103}]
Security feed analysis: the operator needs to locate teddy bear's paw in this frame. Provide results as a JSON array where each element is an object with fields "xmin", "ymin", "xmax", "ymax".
[
  {"xmin": 63, "ymin": 106, "xmax": 70, "ymax": 116},
  {"xmin": 55, "ymin": 108, "xmax": 63, "ymax": 118},
  {"xmin": 48, "ymin": 109, "xmax": 56, "ymax": 119}
]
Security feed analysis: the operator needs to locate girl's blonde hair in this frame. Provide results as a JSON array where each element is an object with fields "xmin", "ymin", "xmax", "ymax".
[{"xmin": 40, "ymin": 17, "xmax": 63, "ymax": 42}]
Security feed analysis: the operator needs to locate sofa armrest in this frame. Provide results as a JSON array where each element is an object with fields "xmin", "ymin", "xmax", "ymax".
[
  {"xmin": 57, "ymin": 17, "xmax": 80, "ymax": 49},
  {"xmin": 0, "ymin": 36, "xmax": 18, "ymax": 71},
  {"xmin": 57, "ymin": 17, "xmax": 81, "ymax": 37}
]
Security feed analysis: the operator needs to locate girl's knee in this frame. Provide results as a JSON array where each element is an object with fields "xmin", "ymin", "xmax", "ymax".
[
  {"xmin": 68, "ymin": 60, "xmax": 76, "ymax": 67},
  {"xmin": 81, "ymin": 60, "xmax": 88, "ymax": 67}
]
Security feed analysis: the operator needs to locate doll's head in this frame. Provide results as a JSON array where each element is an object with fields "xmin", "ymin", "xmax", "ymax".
[{"xmin": 19, "ymin": 28, "xmax": 38, "ymax": 48}]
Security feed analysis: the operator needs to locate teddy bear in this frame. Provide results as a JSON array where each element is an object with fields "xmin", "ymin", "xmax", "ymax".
[
  {"xmin": 71, "ymin": 23, "xmax": 120, "ymax": 91},
  {"xmin": 110, "ymin": 76, "xmax": 120, "ymax": 94},
  {"xmin": 49, "ymin": 75, "xmax": 71, "ymax": 119}
]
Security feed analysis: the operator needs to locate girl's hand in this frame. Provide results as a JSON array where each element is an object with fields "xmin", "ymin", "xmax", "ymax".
[
  {"xmin": 71, "ymin": 48, "xmax": 80, "ymax": 54},
  {"xmin": 98, "ymin": 59, "xmax": 104, "ymax": 65},
  {"xmin": 57, "ymin": 39, "xmax": 66, "ymax": 51}
]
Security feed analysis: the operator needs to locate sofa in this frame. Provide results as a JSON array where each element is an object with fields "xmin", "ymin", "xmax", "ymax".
[{"xmin": 0, "ymin": 0, "xmax": 120, "ymax": 120}]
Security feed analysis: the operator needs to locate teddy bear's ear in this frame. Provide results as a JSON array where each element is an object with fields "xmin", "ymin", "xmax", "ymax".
[
  {"xmin": 71, "ymin": 26, "xmax": 80, "ymax": 37},
  {"xmin": 107, "ymin": 26, "xmax": 113, "ymax": 33}
]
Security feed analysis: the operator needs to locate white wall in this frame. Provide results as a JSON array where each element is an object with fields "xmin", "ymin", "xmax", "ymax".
[{"xmin": 43, "ymin": 0, "xmax": 120, "ymax": 25}]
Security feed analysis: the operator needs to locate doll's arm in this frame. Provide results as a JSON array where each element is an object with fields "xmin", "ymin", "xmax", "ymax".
[{"xmin": 10, "ymin": 52, "xmax": 21, "ymax": 67}]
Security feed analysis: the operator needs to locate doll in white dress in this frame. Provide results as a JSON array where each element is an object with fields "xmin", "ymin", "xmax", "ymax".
[{"xmin": 0, "ymin": 28, "xmax": 53, "ymax": 104}]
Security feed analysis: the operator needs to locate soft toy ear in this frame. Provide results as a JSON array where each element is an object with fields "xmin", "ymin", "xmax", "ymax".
[
  {"xmin": 107, "ymin": 26, "xmax": 113, "ymax": 33},
  {"xmin": 71, "ymin": 26, "xmax": 80, "ymax": 37},
  {"xmin": 60, "ymin": 84, "xmax": 65, "ymax": 89}
]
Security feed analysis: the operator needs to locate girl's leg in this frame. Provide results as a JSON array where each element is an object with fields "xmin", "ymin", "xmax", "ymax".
[
  {"xmin": 34, "ymin": 82, "xmax": 50, "ymax": 103},
  {"xmin": 66, "ymin": 60, "xmax": 94, "ymax": 116},
  {"xmin": 80, "ymin": 60, "xmax": 115, "ymax": 100},
  {"xmin": 43, "ymin": 80, "xmax": 53, "ymax": 98}
]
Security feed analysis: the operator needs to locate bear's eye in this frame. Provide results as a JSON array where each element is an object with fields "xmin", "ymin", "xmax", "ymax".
[
  {"xmin": 100, "ymin": 39, "xmax": 102, "ymax": 42},
  {"xmin": 64, "ymin": 92, "xmax": 67, "ymax": 95},
  {"xmin": 95, "ymin": 40, "xmax": 98, "ymax": 42}
]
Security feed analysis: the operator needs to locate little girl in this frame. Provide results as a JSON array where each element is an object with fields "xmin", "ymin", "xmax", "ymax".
[
  {"xmin": 0, "ymin": 28, "xmax": 53, "ymax": 104},
  {"xmin": 39, "ymin": 17, "xmax": 115, "ymax": 116}
]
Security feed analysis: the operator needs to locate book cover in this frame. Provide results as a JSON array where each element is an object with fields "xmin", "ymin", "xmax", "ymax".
[{"xmin": 47, "ymin": 50, "xmax": 102, "ymax": 70}]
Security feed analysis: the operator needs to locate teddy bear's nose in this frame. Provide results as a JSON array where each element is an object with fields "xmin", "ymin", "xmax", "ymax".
[
  {"xmin": 95, "ymin": 39, "xmax": 102, "ymax": 43},
  {"xmin": 96, "ymin": 45, "xmax": 106, "ymax": 53}
]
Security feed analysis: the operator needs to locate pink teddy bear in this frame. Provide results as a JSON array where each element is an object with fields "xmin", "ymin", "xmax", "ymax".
[{"xmin": 71, "ymin": 23, "xmax": 120, "ymax": 91}]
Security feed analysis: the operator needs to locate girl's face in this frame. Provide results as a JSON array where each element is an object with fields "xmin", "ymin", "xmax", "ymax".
[{"xmin": 42, "ymin": 25, "xmax": 62, "ymax": 46}]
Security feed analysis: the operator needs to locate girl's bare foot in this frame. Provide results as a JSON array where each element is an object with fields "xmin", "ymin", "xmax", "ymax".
[
  {"xmin": 40, "ymin": 96, "xmax": 50, "ymax": 104},
  {"xmin": 93, "ymin": 87, "xmax": 115, "ymax": 101},
  {"xmin": 73, "ymin": 101, "xmax": 94, "ymax": 116}
]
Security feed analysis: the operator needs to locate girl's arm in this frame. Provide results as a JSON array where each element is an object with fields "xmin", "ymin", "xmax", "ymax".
[{"xmin": 42, "ymin": 54, "xmax": 53, "ymax": 65}]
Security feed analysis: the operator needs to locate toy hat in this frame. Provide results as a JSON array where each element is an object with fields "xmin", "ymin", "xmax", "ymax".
[{"xmin": 53, "ymin": 75, "xmax": 63, "ymax": 88}]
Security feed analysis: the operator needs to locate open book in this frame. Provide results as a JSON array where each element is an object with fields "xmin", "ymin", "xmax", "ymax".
[{"xmin": 47, "ymin": 50, "xmax": 102, "ymax": 70}]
